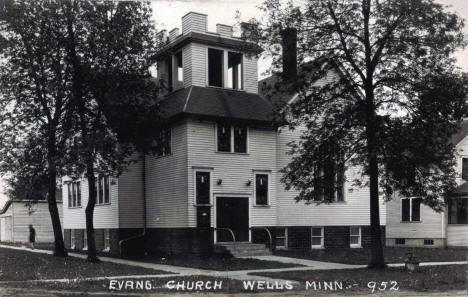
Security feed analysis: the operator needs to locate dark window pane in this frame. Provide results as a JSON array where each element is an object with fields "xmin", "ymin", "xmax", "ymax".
[
  {"xmin": 68, "ymin": 184, "xmax": 72, "ymax": 207},
  {"xmin": 208, "ymin": 48, "xmax": 223, "ymax": 87},
  {"xmin": 196, "ymin": 172, "xmax": 210, "ymax": 204},
  {"xmin": 402, "ymin": 199, "xmax": 410, "ymax": 222},
  {"xmin": 276, "ymin": 238, "xmax": 285, "ymax": 247},
  {"xmin": 459, "ymin": 199, "xmax": 468, "ymax": 224},
  {"xmin": 233, "ymin": 126, "xmax": 247, "ymax": 153},
  {"xmin": 255, "ymin": 174, "xmax": 268, "ymax": 205},
  {"xmin": 276, "ymin": 228, "xmax": 285, "ymax": 237},
  {"xmin": 463, "ymin": 159, "xmax": 468, "ymax": 181},
  {"xmin": 312, "ymin": 237, "xmax": 322, "ymax": 246},
  {"xmin": 412, "ymin": 198, "xmax": 421, "ymax": 221},
  {"xmin": 77, "ymin": 182, "xmax": 81, "ymax": 207},
  {"xmin": 104, "ymin": 176, "xmax": 110, "ymax": 204},
  {"xmin": 72, "ymin": 184, "xmax": 77, "ymax": 207},
  {"xmin": 98, "ymin": 176, "xmax": 103, "ymax": 204},
  {"xmin": 217, "ymin": 124, "xmax": 231, "ymax": 152},
  {"xmin": 448, "ymin": 199, "xmax": 457, "ymax": 224},
  {"xmin": 311, "ymin": 227, "xmax": 322, "ymax": 237}
]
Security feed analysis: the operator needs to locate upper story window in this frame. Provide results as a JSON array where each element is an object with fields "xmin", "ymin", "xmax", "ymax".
[
  {"xmin": 208, "ymin": 48, "xmax": 223, "ymax": 87},
  {"xmin": 157, "ymin": 127, "xmax": 172, "ymax": 157},
  {"xmin": 216, "ymin": 123, "xmax": 247, "ymax": 153},
  {"xmin": 462, "ymin": 158, "xmax": 468, "ymax": 180},
  {"xmin": 313, "ymin": 143, "xmax": 345, "ymax": 202},
  {"xmin": 165, "ymin": 56, "xmax": 173, "ymax": 92},
  {"xmin": 255, "ymin": 173, "xmax": 269, "ymax": 205},
  {"xmin": 228, "ymin": 51, "xmax": 242, "ymax": 90},
  {"xmin": 175, "ymin": 51, "xmax": 183, "ymax": 82},
  {"xmin": 401, "ymin": 197, "xmax": 421, "ymax": 222},
  {"xmin": 448, "ymin": 198, "xmax": 468, "ymax": 224},
  {"xmin": 95, "ymin": 175, "xmax": 110, "ymax": 205},
  {"xmin": 67, "ymin": 181, "xmax": 81, "ymax": 208}
]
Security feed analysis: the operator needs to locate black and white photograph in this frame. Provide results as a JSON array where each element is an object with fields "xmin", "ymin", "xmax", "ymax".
[{"xmin": 0, "ymin": 0, "xmax": 467, "ymax": 296}]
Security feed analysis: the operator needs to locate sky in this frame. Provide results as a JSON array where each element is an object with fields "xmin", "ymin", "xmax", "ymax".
[{"xmin": 0, "ymin": 0, "xmax": 466, "ymax": 208}]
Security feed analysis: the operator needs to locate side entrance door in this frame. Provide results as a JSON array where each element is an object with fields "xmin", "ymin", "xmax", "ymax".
[{"xmin": 216, "ymin": 197, "xmax": 249, "ymax": 242}]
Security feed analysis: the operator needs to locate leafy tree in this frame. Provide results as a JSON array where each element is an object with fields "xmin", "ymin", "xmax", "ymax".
[
  {"xmin": 60, "ymin": 0, "xmax": 161, "ymax": 262},
  {"xmin": 253, "ymin": 0, "xmax": 467, "ymax": 268},
  {"xmin": 0, "ymin": 0, "xmax": 73, "ymax": 257}
]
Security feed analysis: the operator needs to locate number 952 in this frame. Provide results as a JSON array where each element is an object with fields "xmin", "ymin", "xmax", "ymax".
[{"xmin": 368, "ymin": 281, "xmax": 399, "ymax": 293}]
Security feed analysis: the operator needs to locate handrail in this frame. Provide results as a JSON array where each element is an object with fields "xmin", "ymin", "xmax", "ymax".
[
  {"xmin": 214, "ymin": 227, "xmax": 236, "ymax": 242},
  {"xmin": 250, "ymin": 227, "xmax": 273, "ymax": 252}
]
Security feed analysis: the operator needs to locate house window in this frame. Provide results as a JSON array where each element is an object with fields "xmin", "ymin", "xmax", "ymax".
[
  {"xmin": 166, "ymin": 56, "xmax": 173, "ymax": 91},
  {"xmin": 311, "ymin": 227, "xmax": 324, "ymax": 248},
  {"xmin": 67, "ymin": 182, "xmax": 81, "ymax": 208},
  {"xmin": 175, "ymin": 51, "xmax": 183, "ymax": 82},
  {"xmin": 103, "ymin": 229, "xmax": 110, "ymax": 251},
  {"xmin": 276, "ymin": 228, "xmax": 287, "ymax": 249},
  {"xmin": 95, "ymin": 176, "xmax": 111, "ymax": 205},
  {"xmin": 424, "ymin": 239, "xmax": 434, "ymax": 245},
  {"xmin": 227, "ymin": 51, "xmax": 242, "ymax": 89},
  {"xmin": 401, "ymin": 197, "xmax": 421, "ymax": 222},
  {"xmin": 156, "ymin": 127, "xmax": 172, "ymax": 157},
  {"xmin": 350, "ymin": 226, "xmax": 361, "ymax": 248},
  {"xmin": 83, "ymin": 230, "xmax": 88, "ymax": 250},
  {"xmin": 208, "ymin": 48, "xmax": 223, "ymax": 87},
  {"xmin": 70, "ymin": 230, "xmax": 75, "ymax": 249},
  {"xmin": 448, "ymin": 198, "xmax": 468, "ymax": 224},
  {"xmin": 462, "ymin": 158, "xmax": 468, "ymax": 181},
  {"xmin": 313, "ymin": 143, "xmax": 345, "ymax": 202},
  {"xmin": 195, "ymin": 171, "xmax": 210, "ymax": 205},
  {"xmin": 216, "ymin": 124, "xmax": 247, "ymax": 153},
  {"xmin": 395, "ymin": 238, "xmax": 405, "ymax": 245},
  {"xmin": 255, "ymin": 174, "xmax": 269, "ymax": 205}
]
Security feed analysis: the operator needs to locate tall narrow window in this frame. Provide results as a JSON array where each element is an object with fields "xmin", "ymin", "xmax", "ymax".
[
  {"xmin": 72, "ymin": 183, "xmax": 77, "ymax": 208},
  {"xmin": 448, "ymin": 198, "xmax": 468, "ymax": 224},
  {"xmin": 208, "ymin": 48, "xmax": 223, "ymax": 87},
  {"xmin": 311, "ymin": 227, "xmax": 323, "ymax": 248},
  {"xmin": 401, "ymin": 198, "xmax": 410, "ymax": 222},
  {"xmin": 463, "ymin": 158, "xmax": 468, "ymax": 181},
  {"xmin": 104, "ymin": 176, "xmax": 110, "ymax": 204},
  {"xmin": 233, "ymin": 126, "xmax": 247, "ymax": 153},
  {"xmin": 67, "ymin": 184, "xmax": 72, "ymax": 208},
  {"xmin": 98, "ymin": 176, "xmax": 104, "ymax": 205},
  {"xmin": 350, "ymin": 226, "xmax": 361, "ymax": 247},
  {"xmin": 103, "ymin": 229, "xmax": 110, "ymax": 251},
  {"xmin": 166, "ymin": 57, "xmax": 173, "ymax": 91},
  {"xmin": 217, "ymin": 123, "xmax": 231, "ymax": 152},
  {"xmin": 228, "ymin": 52, "xmax": 242, "ymax": 89},
  {"xmin": 70, "ymin": 230, "xmax": 75, "ymax": 249},
  {"xmin": 255, "ymin": 174, "xmax": 269, "ymax": 205},
  {"xmin": 157, "ymin": 127, "xmax": 171, "ymax": 157},
  {"xmin": 83, "ymin": 230, "xmax": 88, "ymax": 250},
  {"xmin": 76, "ymin": 182, "xmax": 81, "ymax": 207},
  {"xmin": 313, "ymin": 143, "xmax": 345, "ymax": 202},
  {"xmin": 196, "ymin": 172, "xmax": 210, "ymax": 205},
  {"xmin": 176, "ymin": 51, "xmax": 183, "ymax": 82},
  {"xmin": 411, "ymin": 198, "xmax": 421, "ymax": 222},
  {"xmin": 401, "ymin": 198, "xmax": 421, "ymax": 222}
]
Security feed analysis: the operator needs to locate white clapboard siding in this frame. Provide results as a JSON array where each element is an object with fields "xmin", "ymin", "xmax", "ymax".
[
  {"xmin": 145, "ymin": 122, "xmax": 189, "ymax": 228},
  {"xmin": 0, "ymin": 201, "xmax": 63, "ymax": 243},
  {"xmin": 186, "ymin": 120, "xmax": 278, "ymax": 228},
  {"xmin": 190, "ymin": 43, "xmax": 207, "ymax": 87},
  {"xmin": 276, "ymin": 126, "xmax": 386, "ymax": 226},
  {"xmin": 447, "ymin": 225, "xmax": 468, "ymax": 247},
  {"xmin": 386, "ymin": 197, "xmax": 444, "ymax": 238},
  {"xmin": 182, "ymin": 12, "xmax": 207, "ymax": 35},
  {"xmin": 242, "ymin": 54, "xmax": 258, "ymax": 94},
  {"xmin": 62, "ymin": 177, "xmax": 119, "ymax": 229},
  {"xmin": 118, "ymin": 158, "xmax": 144, "ymax": 228}
]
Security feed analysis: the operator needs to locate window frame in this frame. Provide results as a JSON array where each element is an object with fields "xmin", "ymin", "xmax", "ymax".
[
  {"xmin": 83, "ymin": 230, "xmax": 88, "ymax": 251},
  {"xmin": 311, "ymin": 227, "xmax": 324, "ymax": 249},
  {"xmin": 401, "ymin": 197, "xmax": 422, "ymax": 223},
  {"xmin": 276, "ymin": 227, "xmax": 287, "ymax": 250},
  {"xmin": 156, "ymin": 127, "xmax": 172, "ymax": 157},
  {"xmin": 395, "ymin": 238, "xmax": 406, "ymax": 245},
  {"xmin": 70, "ymin": 229, "xmax": 76, "ymax": 249},
  {"xmin": 462, "ymin": 158, "xmax": 468, "ymax": 181},
  {"xmin": 194, "ymin": 169, "xmax": 212, "ymax": 206},
  {"xmin": 254, "ymin": 172, "xmax": 270, "ymax": 206},
  {"xmin": 207, "ymin": 47, "xmax": 225, "ymax": 88},
  {"xmin": 423, "ymin": 239, "xmax": 434, "ymax": 246},
  {"xmin": 349, "ymin": 226, "xmax": 361, "ymax": 248},
  {"xmin": 227, "ymin": 51, "xmax": 243, "ymax": 90},
  {"xmin": 103, "ymin": 229, "xmax": 110, "ymax": 252},
  {"xmin": 95, "ymin": 176, "xmax": 111, "ymax": 206},
  {"xmin": 448, "ymin": 198, "xmax": 468, "ymax": 224},
  {"xmin": 215, "ymin": 124, "xmax": 249, "ymax": 154},
  {"xmin": 67, "ymin": 182, "xmax": 82, "ymax": 209},
  {"xmin": 312, "ymin": 150, "xmax": 345, "ymax": 203}
]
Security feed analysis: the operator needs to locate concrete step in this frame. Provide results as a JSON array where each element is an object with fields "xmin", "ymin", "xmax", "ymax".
[{"xmin": 214, "ymin": 242, "xmax": 271, "ymax": 257}]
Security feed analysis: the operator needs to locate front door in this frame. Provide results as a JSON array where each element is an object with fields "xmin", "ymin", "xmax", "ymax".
[{"xmin": 216, "ymin": 197, "xmax": 249, "ymax": 242}]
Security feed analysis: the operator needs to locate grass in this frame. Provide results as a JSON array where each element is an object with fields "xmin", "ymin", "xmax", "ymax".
[
  {"xmin": 251, "ymin": 264, "xmax": 468, "ymax": 292},
  {"xmin": 127, "ymin": 254, "xmax": 301, "ymax": 271},
  {"xmin": 0, "ymin": 247, "xmax": 171, "ymax": 281},
  {"xmin": 276, "ymin": 247, "xmax": 468, "ymax": 265}
]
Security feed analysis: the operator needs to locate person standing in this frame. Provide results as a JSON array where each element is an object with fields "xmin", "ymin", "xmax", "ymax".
[{"xmin": 29, "ymin": 225, "xmax": 36, "ymax": 249}]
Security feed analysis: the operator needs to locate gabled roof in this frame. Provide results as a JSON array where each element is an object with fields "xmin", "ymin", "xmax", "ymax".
[{"xmin": 159, "ymin": 86, "xmax": 276, "ymax": 124}]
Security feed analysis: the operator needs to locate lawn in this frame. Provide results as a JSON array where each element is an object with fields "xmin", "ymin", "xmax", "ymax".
[
  {"xmin": 127, "ymin": 254, "xmax": 302, "ymax": 271},
  {"xmin": 276, "ymin": 247, "xmax": 468, "ymax": 265},
  {"xmin": 0, "ymin": 247, "xmax": 171, "ymax": 281},
  {"xmin": 251, "ymin": 264, "xmax": 468, "ymax": 292}
]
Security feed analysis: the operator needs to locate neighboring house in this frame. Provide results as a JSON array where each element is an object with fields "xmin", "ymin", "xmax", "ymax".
[
  {"xmin": 386, "ymin": 120, "xmax": 468, "ymax": 248},
  {"xmin": 62, "ymin": 12, "xmax": 386, "ymax": 256},
  {"xmin": 0, "ymin": 199, "xmax": 63, "ymax": 244}
]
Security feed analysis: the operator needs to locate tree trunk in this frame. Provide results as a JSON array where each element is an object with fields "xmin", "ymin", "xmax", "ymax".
[
  {"xmin": 365, "ymin": 84, "xmax": 385, "ymax": 269},
  {"xmin": 85, "ymin": 160, "xmax": 99, "ymax": 262},
  {"xmin": 47, "ymin": 132, "xmax": 67, "ymax": 257}
]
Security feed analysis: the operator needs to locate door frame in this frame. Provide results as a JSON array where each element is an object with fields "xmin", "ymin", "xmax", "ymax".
[{"xmin": 214, "ymin": 194, "xmax": 251, "ymax": 243}]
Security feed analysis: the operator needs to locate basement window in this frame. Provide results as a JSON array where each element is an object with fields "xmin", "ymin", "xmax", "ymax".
[
  {"xmin": 276, "ymin": 228, "xmax": 287, "ymax": 249},
  {"xmin": 395, "ymin": 238, "xmax": 405, "ymax": 245},
  {"xmin": 350, "ymin": 226, "xmax": 361, "ymax": 248},
  {"xmin": 424, "ymin": 239, "xmax": 434, "ymax": 245},
  {"xmin": 208, "ymin": 48, "xmax": 224, "ymax": 87},
  {"xmin": 311, "ymin": 227, "xmax": 324, "ymax": 248},
  {"xmin": 227, "ymin": 52, "xmax": 242, "ymax": 89},
  {"xmin": 70, "ymin": 230, "xmax": 76, "ymax": 249},
  {"xmin": 83, "ymin": 231, "xmax": 88, "ymax": 250},
  {"xmin": 103, "ymin": 229, "xmax": 110, "ymax": 251}
]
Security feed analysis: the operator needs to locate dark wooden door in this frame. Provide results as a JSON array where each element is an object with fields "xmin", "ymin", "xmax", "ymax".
[{"xmin": 216, "ymin": 197, "xmax": 249, "ymax": 242}]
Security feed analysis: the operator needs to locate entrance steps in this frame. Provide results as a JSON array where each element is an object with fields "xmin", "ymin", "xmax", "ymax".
[{"xmin": 214, "ymin": 242, "xmax": 271, "ymax": 257}]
